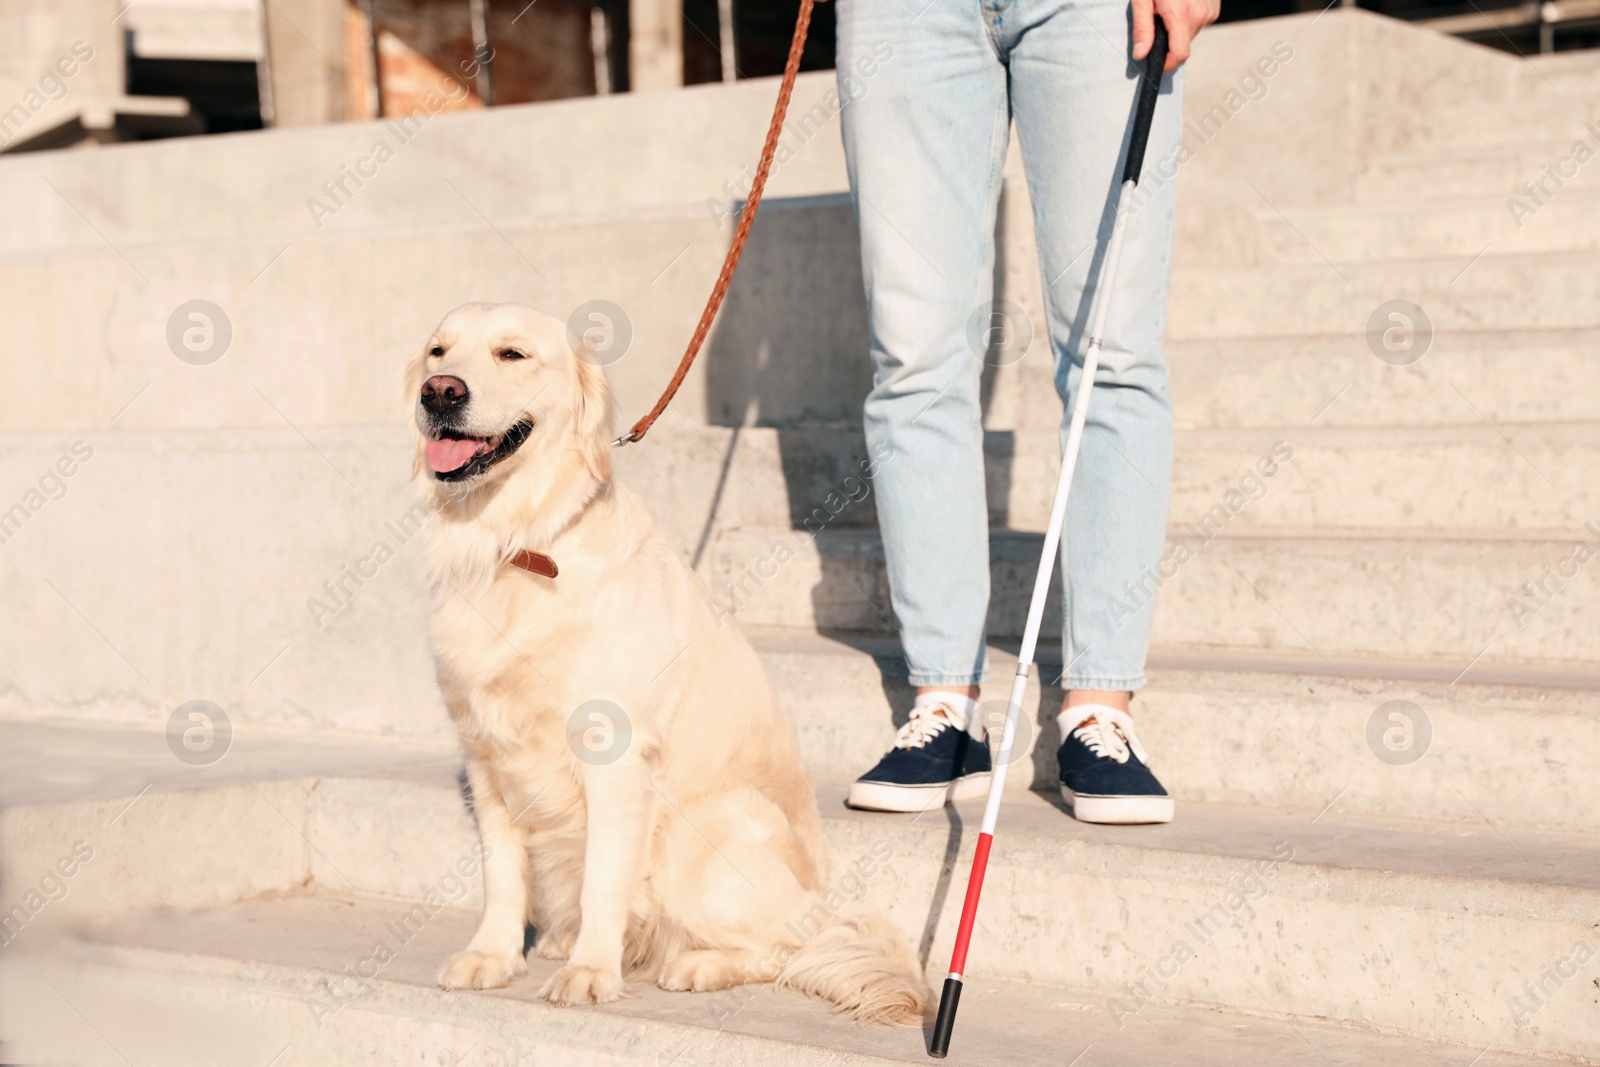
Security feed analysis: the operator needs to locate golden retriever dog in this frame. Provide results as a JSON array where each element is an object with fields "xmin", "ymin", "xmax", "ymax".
[{"xmin": 407, "ymin": 301, "xmax": 927, "ymax": 1023}]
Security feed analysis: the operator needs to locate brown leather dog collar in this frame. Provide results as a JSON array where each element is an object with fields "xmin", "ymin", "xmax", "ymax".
[{"xmin": 510, "ymin": 550, "xmax": 558, "ymax": 579}]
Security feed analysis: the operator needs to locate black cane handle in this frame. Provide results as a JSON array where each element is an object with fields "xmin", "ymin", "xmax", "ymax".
[{"xmin": 1121, "ymin": 15, "xmax": 1170, "ymax": 185}]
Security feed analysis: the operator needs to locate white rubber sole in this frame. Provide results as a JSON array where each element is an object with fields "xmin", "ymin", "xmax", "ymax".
[
  {"xmin": 847, "ymin": 772, "xmax": 994, "ymax": 813},
  {"xmin": 1061, "ymin": 785, "xmax": 1175, "ymax": 825}
]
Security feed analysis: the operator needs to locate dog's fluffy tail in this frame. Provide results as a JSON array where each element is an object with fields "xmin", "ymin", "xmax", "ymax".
[{"xmin": 776, "ymin": 909, "xmax": 929, "ymax": 1026}]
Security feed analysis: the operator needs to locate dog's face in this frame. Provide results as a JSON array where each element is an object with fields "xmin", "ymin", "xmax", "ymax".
[{"xmin": 409, "ymin": 302, "xmax": 610, "ymax": 488}]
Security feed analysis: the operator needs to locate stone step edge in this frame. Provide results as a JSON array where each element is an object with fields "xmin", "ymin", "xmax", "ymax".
[
  {"xmin": 740, "ymin": 524, "xmax": 1600, "ymax": 548},
  {"xmin": 12, "ymin": 420, "xmax": 1600, "ymax": 446},
  {"xmin": 13, "ymin": 141, "xmax": 1600, "ymax": 260},
  {"xmin": 16, "ymin": 166, "xmax": 1600, "ymax": 259},
  {"xmin": 11, "ymin": 206, "xmax": 1600, "ymax": 277},
  {"xmin": 1167, "ymin": 324, "xmax": 1600, "ymax": 349},
  {"xmin": 1174, "ymin": 246, "xmax": 1600, "ymax": 276},
  {"xmin": 811, "ymin": 779, "xmax": 1598, "ymax": 905},
  {"xmin": 0, "ymin": 190, "xmax": 858, "ymax": 268},
  {"xmin": 4, "ymin": 760, "xmax": 1592, "ymax": 905},
  {"xmin": 1, "ymin": 621, "xmax": 1594, "ymax": 761},
  {"xmin": 1239, "ymin": 185, "xmax": 1600, "ymax": 217},
  {"xmin": 723, "ymin": 524, "xmax": 1600, "ymax": 578},
  {"xmin": 1363, "ymin": 136, "xmax": 1600, "ymax": 164},
  {"xmin": 20, "ymin": 910, "xmax": 1546, "ymax": 1067},
  {"xmin": 746, "ymin": 626, "xmax": 1600, "ymax": 693},
  {"xmin": 33, "ymin": 933, "xmax": 925, "ymax": 1067}
]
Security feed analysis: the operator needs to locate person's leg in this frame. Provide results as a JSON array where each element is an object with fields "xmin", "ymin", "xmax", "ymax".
[
  {"xmin": 836, "ymin": 0, "xmax": 1007, "ymax": 811},
  {"xmin": 1006, "ymin": 0, "xmax": 1183, "ymax": 821}
]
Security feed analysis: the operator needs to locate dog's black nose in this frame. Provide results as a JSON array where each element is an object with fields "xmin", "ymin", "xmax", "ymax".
[{"xmin": 421, "ymin": 375, "xmax": 469, "ymax": 414}]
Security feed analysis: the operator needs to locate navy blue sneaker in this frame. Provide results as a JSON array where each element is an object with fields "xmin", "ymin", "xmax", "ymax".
[
  {"xmin": 1057, "ymin": 707, "xmax": 1173, "ymax": 824},
  {"xmin": 847, "ymin": 696, "xmax": 993, "ymax": 812}
]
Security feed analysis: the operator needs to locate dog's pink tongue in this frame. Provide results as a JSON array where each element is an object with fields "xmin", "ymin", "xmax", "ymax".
[{"xmin": 426, "ymin": 438, "xmax": 480, "ymax": 473}]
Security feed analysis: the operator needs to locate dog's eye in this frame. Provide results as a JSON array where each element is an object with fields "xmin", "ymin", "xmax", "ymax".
[
  {"xmin": 499, "ymin": 348, "xmax": 528, "ymax": 361},
  {"xmin": 429, "ymin": 346, "xmax": 445, "ymax": 357}
]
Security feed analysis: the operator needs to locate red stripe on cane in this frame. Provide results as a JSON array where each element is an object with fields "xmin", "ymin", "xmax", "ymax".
[{"xmin": 947, "ymin": 832, "xmax": 994, "ymax": 976}]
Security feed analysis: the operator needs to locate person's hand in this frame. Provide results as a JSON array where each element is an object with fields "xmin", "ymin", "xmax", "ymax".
[{"xmin": 1133, "ymin": 0, "xmax": 1220, "ymax": 72}]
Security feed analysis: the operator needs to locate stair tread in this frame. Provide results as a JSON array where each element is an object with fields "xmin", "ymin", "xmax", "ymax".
[
  {"xmin": 1363, "ymin": 137, "xmax": 1600, "ymax": 162},
  {"xmin": 1166, "ymin": 324, "xmax": 1600, "ymax": 348},
  {"xmin": 743, "ymin": 625, "xmax": 1600, "ymax": 690},
  {"xmin": 1245, "ymin": 185, "xmax": 1600, "ymax": 215},
  {"xmin": 0, "ymin": 718, "xmax": 458, "ymax": 810},
  {"xmin": 741, "ymin": 524, "xmax": 1599, "ymax": 546},
  {"xmin": 711, "ymin": 525, "xmax": 1600, "ymax": 660},
  {"xmin": 3, "ymin": 720, "xmax": 1593, "ymax": 894},
  {"xmin": 1173, "ymin": 246, "xmax": 1600, "ymax": 274},
  {"xmin": 815, "ymin": 778, "xmax": 1600, "ymax": 896},
  {"xmin": 23, "ymin": 892, "xmax": 1545, "ymax": 1067}
]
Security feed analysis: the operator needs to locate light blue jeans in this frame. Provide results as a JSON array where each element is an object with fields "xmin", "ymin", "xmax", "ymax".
[{"xmin": 837, "ymin": 0, "xmax": 1181, "ymax": 690}]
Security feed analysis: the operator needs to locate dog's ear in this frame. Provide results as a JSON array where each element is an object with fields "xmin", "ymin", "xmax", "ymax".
[{"xmin": 571, "ymin": 353, "xmax": 613, "ymax": 483}]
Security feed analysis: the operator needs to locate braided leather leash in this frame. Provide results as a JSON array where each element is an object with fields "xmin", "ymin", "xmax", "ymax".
[{"xmin": 614, "ymin": 0, "xmax": 816, "ymax": 446}]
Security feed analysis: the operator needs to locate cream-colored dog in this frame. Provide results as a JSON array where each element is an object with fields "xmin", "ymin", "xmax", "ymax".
[{"xmin": 408, "ymin": 302, "xmax": 926, "ymax": 1023}]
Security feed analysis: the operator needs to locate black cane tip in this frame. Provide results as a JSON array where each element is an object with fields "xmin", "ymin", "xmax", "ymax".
[{"xmin": 929, "ymin": 976, "xmax": 963, "ymax": 1059}]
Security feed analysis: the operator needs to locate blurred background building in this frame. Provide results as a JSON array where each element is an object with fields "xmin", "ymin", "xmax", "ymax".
[{"xmin": 1, "ymin": 0, "xmax": 1594, "ymax": 153}]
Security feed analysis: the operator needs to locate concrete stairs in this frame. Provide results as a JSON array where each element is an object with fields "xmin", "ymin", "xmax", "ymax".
[
  {"xmin": 2, "ymin": 7, "xmax": 1599, "ymax": 1065},
  {"xmin": 1, "ymin": 900, "xmax": 1564, "ymax": 1067},
  {"xmin": 1, "ymin": 721, "xmax": 1595, "ymax": 1065}
]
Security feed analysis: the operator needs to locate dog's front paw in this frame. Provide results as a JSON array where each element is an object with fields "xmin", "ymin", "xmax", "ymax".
[
  {"xmin": 539, "ymin": 963, "xmax": 624, "ymax": 1005},
  {"xmin": 438, "ymin": 949, "xmax": 527, "ymax": 991}
]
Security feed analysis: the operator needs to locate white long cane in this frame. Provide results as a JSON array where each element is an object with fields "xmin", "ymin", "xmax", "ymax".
[{"xmin": 928, "ymin": 18, "xmax": 1171, "ymax": 1058}]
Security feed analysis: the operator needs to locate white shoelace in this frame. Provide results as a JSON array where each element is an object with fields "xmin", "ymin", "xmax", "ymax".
[
  {"xmin": 893, "ymin": 700, "xmax": 965, "ymax": 749},
  {"xmin": 1070, "ymin": 707, "xmax": 1151, "ymax": 766}
]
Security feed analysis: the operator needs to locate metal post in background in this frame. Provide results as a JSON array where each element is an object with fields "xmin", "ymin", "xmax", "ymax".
[
  {"xmin": 716, "ymin": 0, "xmax": 737, "ymax": 81},
  {"xmin": 591, "ymin": 4, "xmax": 614, "ymax": 95},
  {"xmin": 360, "ymin": 0, "xmax": 384, "ymax": 117},
  {"xmin": 469, "ymin": 0, "xmax": 494, "ymax": 104},
  {"xmin": 254, "ymin": 0, "xmax": 276, "ymax": 126}
]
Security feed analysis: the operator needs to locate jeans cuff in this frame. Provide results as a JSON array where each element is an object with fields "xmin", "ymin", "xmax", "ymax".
[
  {"xmin": 906, "ymin": 669, "xmax": 988, "ymax": 687},
  {"xmin": 1056, "ymin": 673, "xmax": 1147, "ymax": 692}
]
